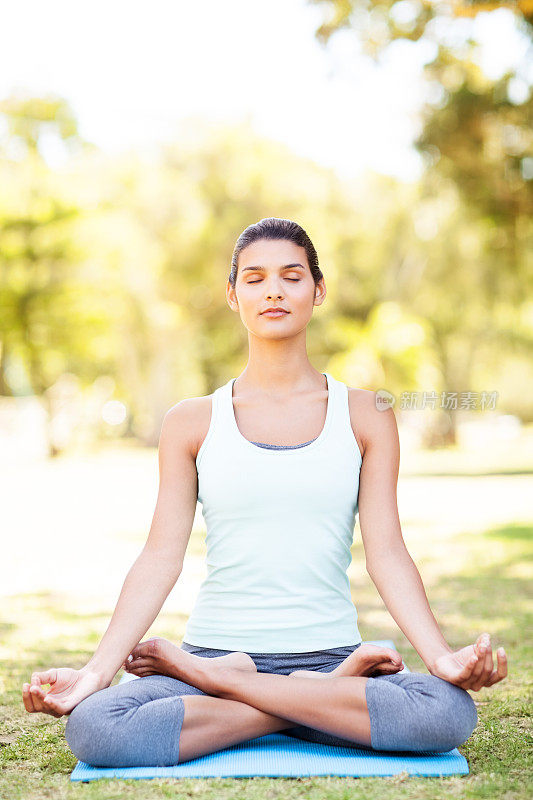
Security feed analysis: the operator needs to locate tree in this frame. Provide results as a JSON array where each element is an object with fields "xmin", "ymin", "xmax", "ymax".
[{"xmin": 307, "ymin": 0, "xmax": 533, "ymax": 441}]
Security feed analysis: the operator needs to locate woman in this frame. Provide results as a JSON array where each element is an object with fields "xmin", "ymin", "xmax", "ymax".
[{"xmin": 23, "ymin": 217, "xmax": 507, "ymax": 767}]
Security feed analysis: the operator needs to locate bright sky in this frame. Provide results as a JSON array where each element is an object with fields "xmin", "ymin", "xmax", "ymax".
[{"xmin": 0, "ymin": 0, "xmax": 529, "ymax": 182}]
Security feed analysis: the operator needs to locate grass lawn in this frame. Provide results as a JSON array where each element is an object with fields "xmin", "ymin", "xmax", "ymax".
[{"xmin": 1, "ymin": 436, "xmax": 532, "ymax": 799}]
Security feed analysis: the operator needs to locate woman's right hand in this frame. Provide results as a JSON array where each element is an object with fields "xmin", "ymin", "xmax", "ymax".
[{"xmin": 22, "ymin": 667, "xmax": 107, "ymax": 718}]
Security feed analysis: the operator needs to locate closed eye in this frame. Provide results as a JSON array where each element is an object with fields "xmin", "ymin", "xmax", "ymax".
[{"xmin": 248, "ymin": 278, "xmax": 300, "ymax": 283}]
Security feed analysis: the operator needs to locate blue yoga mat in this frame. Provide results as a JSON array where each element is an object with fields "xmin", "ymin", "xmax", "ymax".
[{"xmin": 70, "ymin": 639, "xmax": 469, "ymax": 781}]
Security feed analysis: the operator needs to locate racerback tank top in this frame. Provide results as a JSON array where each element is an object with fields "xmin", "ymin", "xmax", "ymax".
[{"xmin": 183, "ymin": 372, "xmax": 364, "ymax": 653}]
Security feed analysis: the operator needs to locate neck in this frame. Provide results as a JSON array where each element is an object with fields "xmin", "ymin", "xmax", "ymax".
[{"xmin": 237, "ymin": 338, "xmax": 325, "ymax": 395}]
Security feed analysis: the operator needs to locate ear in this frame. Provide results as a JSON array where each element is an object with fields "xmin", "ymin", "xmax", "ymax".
[
  {"xmin": 226, "ymin": 280, "xmax": 239, "ymax": 312},
  {"xmin": 314, "ymin": 278, "xmax": 327, "ymax": 306}
]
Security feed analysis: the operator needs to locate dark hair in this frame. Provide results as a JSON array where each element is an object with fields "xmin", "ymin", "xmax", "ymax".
[{"xmin": 229, "ymin": 217, "xmax": 323, "ymax": 288}]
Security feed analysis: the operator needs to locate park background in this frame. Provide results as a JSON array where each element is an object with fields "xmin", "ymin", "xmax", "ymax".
[{"xmin": 1, "ymin": 1, "xmax": 532, "ymax": 798}]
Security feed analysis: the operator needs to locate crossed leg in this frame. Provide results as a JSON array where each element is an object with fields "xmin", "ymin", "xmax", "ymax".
[
  {"xmin": 65, "ymin": 671, "xmax": 364, "ymax": 766},
  {"xmin": 178, "ymin": 693, "xmax": 343, "ymax": 763},
  {"xmin": 177, "ymin": 664, "xmax": 478, "ymax": 763},
  {"xmin": 65, "ymin": 650, "xmax": 477, "ymax": 767},
  {"xmin": 179, "ymin": 668, "xmax": 372, "ymax": 763}
]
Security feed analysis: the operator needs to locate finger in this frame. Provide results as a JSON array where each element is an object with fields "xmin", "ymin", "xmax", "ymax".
[
  {"xmin": 29, "ymin": 684, "xmax": 48, "ymax": 713},
  {"xmin": 130, "ymin": 639, "xmax": 157, "ymax": 658},
  {"xmin": 41, "ymin": 697, "xmax": 63, "ymax": 717},
  {"xmin": 479, "ymin": 637, "xmax": 495, "ymax": 688},
  {"xmin": 132, "ymin": 638, "xmax": 161, "ymax": 660},
  {"xmin": 22, "ymin": 683, "xmax": 36, "ymax": 713},
  {"xmin": 378, "ymin": 652, "xmax": 403, "ymax": 668},
  {"xmin": 458, "ymin": 651, "xmax": 479, "ymax": 681},
  {"xmin": 471, "ymin": 636, "xmax": 494, "ymax": 690},
  {"xmin": 42, "ymin": 694, "xmax": 64, "ymax": 717},
  {"xmin": 385, "ymin": 648, "xmax": 403, "ymax": 665},
  {"xmin": 128, "ymin": 658, "xmax": 157, "ymax": 675},
  {"xmin": 485, "ymin": 648, "xmax": 508, "ymax": 686},
  {"xmin": 124, "ymin": 662, "xmax": 147, "ymax": 674},
  {"xmin": 463, "ymin": 648, "xmax": 487, "ymax": 692},
  {"xmin": 126, "ymin": 664, "xmax": 150, "ymax": 676},
  {"xmin": 130, "ymin": 640, "xmax": 155, "ymax": 660},
  {"xmin": 470, "ymin": 642, "xmax": 489, "ymax": 686},
  {"xmin": 454, "ymin": 653, "xmax": 478, "ymax": 689},
  {"xmin": 478, "ymin": 634, "xmax": 493, "ymax": 673},
  {"xmin": 473, "ymin": 633, "xmax": 487, "ymax": 659},
  {"xmin": 31, "ymin": 669, "xmax": 57, "ymax": 687},
  {"xmin": 379, "ymin": 663, "xmax": 404, "ymax": 674},
  {"xmin": 127, "ymin": 657, "xmax": 153, "ymax": 670}
]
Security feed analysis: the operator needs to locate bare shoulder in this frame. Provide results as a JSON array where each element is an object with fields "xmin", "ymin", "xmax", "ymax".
[
  {"xmin": 164, "ymin": 394, "xmax": 214, "ymax": 461},
  {"xmin": 347, "ymin": 387, "xmax": 399, "ymax": 459}
]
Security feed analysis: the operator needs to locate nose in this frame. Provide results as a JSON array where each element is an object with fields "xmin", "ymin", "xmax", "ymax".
[{"xmin": 265, "ymin": 285, "xmax": 283, "ymax": 300}]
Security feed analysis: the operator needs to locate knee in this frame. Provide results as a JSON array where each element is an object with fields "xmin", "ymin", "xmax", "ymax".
[
  {"xmin": 366, "ymin": 673, "xmax": 478, "ymax": 753},
  {"xmin": 65, "ymin": 698, "xmax": 93, "ymax": 763},
  {"xmin": 421, "ymin": 677, "xmax": 478, "ymax": 752},
  {"xmin": 65, "ymin": 693, "xmax": 110, "ymax": 765}
]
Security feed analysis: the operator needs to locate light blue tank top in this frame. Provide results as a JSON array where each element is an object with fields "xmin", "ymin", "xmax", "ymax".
[{"xmin": 184, "ymin": 372, "xmax": 363, "ymax": 653}]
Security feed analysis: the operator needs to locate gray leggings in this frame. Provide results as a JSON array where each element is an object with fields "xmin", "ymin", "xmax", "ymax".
[{"xmin": 65, "ymin": 641, "xmax": 478, "ymax": 767}]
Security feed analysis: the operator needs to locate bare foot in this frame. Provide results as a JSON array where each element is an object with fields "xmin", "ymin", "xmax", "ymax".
[
  {"xmin": 123, "ymin": 636, "xmax": 256, "ymax": 691},
  {"xmin": 289, "ymin": 644, "xmax": 405, "ymax": 679}
]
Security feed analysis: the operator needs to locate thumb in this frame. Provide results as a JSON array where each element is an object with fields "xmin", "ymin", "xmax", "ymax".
[
  {"xmin": 31, "ymin": 669, "xmax": 58, "ymax": 687},
  {"xmin": 386, "ymin": 649, "xmax": 402, "ymax": 663}
]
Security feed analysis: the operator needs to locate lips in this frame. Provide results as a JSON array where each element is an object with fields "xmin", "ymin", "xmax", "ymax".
[{"xmin": 261, "ymin": 308, "xmax": 288, "ymax": 314}]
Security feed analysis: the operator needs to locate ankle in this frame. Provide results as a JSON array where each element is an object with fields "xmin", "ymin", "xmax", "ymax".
[{"xmin": 208, "ymin": 666, "xmax": 250, "ymax": 699}]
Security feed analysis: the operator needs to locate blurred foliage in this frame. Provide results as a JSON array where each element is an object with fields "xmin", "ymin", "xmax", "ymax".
[
  {"xmin": 309, "ymin": 0, "xmax": 533, "ymax": 442},
  {"xmin": 308, "ymin": 1, "xmax": 533, "ymax": 53},
  {"xmin": 0, "ymin": 2, "xmax": 532, "ymax": 453}
]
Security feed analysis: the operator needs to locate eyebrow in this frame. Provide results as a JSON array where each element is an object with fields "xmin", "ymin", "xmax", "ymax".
[{"xmin": 242, "ymin": 263, "xmax": 306, "ymax": 273}]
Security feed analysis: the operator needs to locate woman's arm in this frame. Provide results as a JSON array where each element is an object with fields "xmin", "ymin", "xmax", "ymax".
[
  {"xmin": 352, "ymin": 391, "xmax": 454, "ymax": 672},
  {"xmin": 351, "ymin": 389, "xmax": 507, "ymax": 690},
  {"xmin": 82, "ymin": 401, "xmax": 200, "ymax": 687}
]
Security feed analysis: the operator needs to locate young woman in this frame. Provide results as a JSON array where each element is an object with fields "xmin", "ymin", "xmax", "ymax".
[{"xmin": 23, "ymin": 218, "xmax": 507, "ymax": 767}]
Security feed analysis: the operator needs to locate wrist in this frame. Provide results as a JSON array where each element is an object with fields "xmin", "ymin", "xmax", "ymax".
[
  {"xmin": 80, "ymin": 663, "xmax": 113, "ymax": 689},
  {"xmin": 424, "ymin": 645, "xmax": 453, "ymax": 675}
]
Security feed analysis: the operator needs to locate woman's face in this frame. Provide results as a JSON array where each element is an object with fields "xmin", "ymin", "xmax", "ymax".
[{"xmin": 227, "ymin": 238, "xmax": 326, "ymax": 337}]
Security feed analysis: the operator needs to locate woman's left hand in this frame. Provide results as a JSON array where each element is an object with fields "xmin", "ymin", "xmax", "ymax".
[{"xmin": 429, "ymin": 633, "xmax": 507, "ymax": 691}]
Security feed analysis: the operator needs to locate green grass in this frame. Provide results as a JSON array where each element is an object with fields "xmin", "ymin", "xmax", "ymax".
[{"xmin": 1, "ymin": 445, "xmax": 532, "ymax": 799}]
